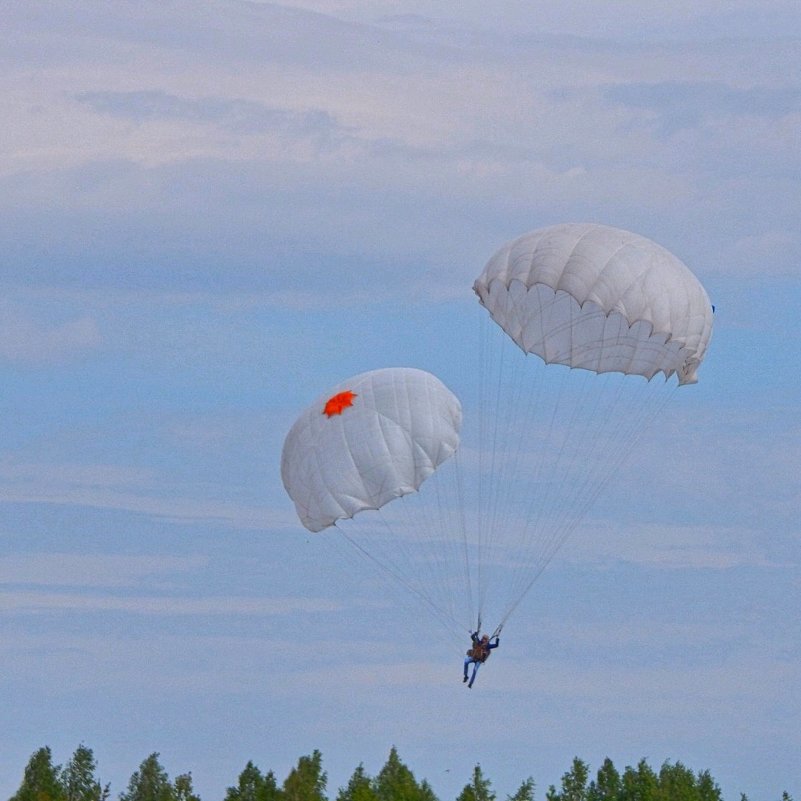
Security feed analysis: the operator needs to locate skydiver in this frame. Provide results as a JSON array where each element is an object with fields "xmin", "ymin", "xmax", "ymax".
[{"xmin": 462, "ymin": 631, "xmax": 499, "ymax": 688}]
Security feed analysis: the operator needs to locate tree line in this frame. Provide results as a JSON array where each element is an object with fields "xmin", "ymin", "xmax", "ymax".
[{"xmin": 7, "ymin": 744, "xmax": 794, "ymax": 801}]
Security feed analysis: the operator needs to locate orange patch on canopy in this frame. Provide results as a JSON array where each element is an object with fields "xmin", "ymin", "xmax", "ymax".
[{"xmin": 323, "ymin": 390, "xmax": 357, "ymax": 417}]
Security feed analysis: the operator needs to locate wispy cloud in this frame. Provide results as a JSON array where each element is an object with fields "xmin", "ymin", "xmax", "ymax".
[
  {"xmin": 603, "ymin": 81, "xmax": 801, "ymax": 135},
  {"xmin": 0, "ymin": 480, "xmax": 286, "ymax": 530},
  {"xmin": 570, "ymin": 520, "xmax": 793, "ymax": 571},
  {"xmin": 0, "ymin": 589, "xmax": 342, "ymax": 616},
  {"xmin": 77, "ymin": 90, "xmax": 346, "ymax": 142},
  {"xmin": 0, "ymin": 457, "xmax": 292, "ymax": 530},
  {"xmin": 0, "ymin": 553, "xmax": 207, "ymax": 588},
  {"xmin": 0, "ymin": 302, "xmax": 101, "ymax": 364}
]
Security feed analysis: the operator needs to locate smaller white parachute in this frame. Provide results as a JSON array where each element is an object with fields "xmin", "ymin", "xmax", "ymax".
[{"xmin": 281, "ymin": 367, "xmax": 462, "ymax": 533}]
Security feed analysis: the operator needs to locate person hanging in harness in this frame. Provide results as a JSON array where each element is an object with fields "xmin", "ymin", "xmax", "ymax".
[{"xmin": 462, "ymin": 630, "xmax": 499, "ymax": 688}]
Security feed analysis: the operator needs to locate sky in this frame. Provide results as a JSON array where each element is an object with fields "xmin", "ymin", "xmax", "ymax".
[{"xmin": 2, "ymin": 0, "xmax": 800, "ymax": 798}]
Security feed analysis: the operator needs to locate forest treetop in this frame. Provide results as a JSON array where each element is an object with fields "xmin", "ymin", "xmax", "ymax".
[{"xmin": 8, "ymin": 745, "xmax": 794, "ymax": 801}]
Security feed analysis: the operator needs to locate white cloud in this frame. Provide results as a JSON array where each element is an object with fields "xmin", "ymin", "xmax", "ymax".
[
  {"xmin": 0, "ymin": 553, "xmax": 207, "ymax": 588},
  {"xmin": 0, "ymin": 589, "xmax": 342, "ymax": 616},
  {"xmin": 0, "ymin": 302, "xmax": 101, "ymax": 364},
  {"xmin": 0, "ymin": 479, "xmax": 287, "ymax": 529},
  {"xmin": 0, "ymin": 455, "xmax": 293, "ymax": 530},
  {"xmin": 568, "ymin": 520, "xmax": 783, "ymax": 570}
]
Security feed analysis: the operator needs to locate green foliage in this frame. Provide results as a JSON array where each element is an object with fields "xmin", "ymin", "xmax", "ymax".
[
  {"xmin": 620, "ymin": 760, "xmax": 659, "ymax": 801},
  {"xmin": 173, "ymin": 774, "xmax": 201, "ymax": 801},
  {"xmin": 507, "ymin": 779, "xmax": 535, "ymax": 801},
  {"xmin": 225, "ymin": 761, "xmax": 281, "ymax": 801},
  {"xmin": 588, "ymin": 760, "xmax": 620, "ymax": 801},
  {"xmin": 61, "ymin": 745, "xmax": 109, "ymax": 801},
  {"xmin": 337, "ymin": 765, "xmax": 378, "ymax": 801},
  {"xmin": 119, "ymin": 754, "xmax": 175, "ymax": 801},
  {"xmin": 7, "ymin": 743, "xmax": 795, "ymax": 801},
  {"xmin": 657, "ymin": 761, "xmax": 699, "ymax": 801},
  {"xmin": 457, "ymin": 766, "xmax": 495, "ymax": 801},
  {"xmin": 547, "ymin": 759, "xmax": 589, "ymax": 801},
  {"xmin": 282, "ymin": 751, "xmax": 327, "ymax": 801},
  {"xmin": 117, "ymin": 753, "xmax": 196, "ymax": 801},
  {"xmin": 695, "ymin": 770, "xmax": 722, "ymax": 801},
  {"xmin": 545, "ymin": 755, "xmax": 727, "ymax": 801},
  {"xmin": 418, "ymin": 781, "xmax": 438, "ymax": 801},
  {"xmin": 373, "ymin": 747, "xmax": 437, "ymax": 801},
  {"xmin": 10, "ymin": 747, "xmax": 65, "ymax": 801}
]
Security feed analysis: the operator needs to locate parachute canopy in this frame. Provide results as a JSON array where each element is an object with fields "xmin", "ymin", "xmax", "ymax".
[
  {"xmin": 281, "ymin": 367, "xmax": 462, "ymax": 533},
  {"xmin": 473, "ymin": 223, "xmax": 714, "ymax": 384}
]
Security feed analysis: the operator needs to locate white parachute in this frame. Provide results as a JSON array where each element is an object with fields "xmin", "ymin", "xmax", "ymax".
[
  {"xmin": 281, "ymin": 367, "xmax": 462, "ymax": 532},
  {"xmin": 468, "ymin": 223, "xmax": 714, "ymax": 630},
  {"xmin": 473, "ymin": 222, "xmax": 713, "ymax": 384},
  {"xmin": 281, "ymin": 367, "xmax": 468, "ymax": 632}
]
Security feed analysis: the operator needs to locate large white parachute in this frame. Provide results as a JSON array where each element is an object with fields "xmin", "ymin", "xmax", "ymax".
[
  {"xmin": 281, "ymin": 367, "xmax": 462, "ymax": 533},
  {"xmin": 466, "ymin": 223, "xmax": 714, "ymax": 629},
  {"xmin": 473, "ymin": 223, "xmax": 713, "ymax": 384}
]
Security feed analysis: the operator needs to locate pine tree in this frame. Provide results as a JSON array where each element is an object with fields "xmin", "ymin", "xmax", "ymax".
[
  {"xmin": 226, "ymin": 761, "xmax": 281, "ymax": 801},
  {"xmin": 695, "ymin": 771, "xmax": 721, "ymax": 801},
  {"xmin": 547, "ymin": 759, "xmax": 589, "ymax": 801},
  {"xmin": 119, "ymin": 753, "xmax": 175, "ymax": 801},
  {"xmin": 10, "ymin": 747, "xmax": 65, "ymax": 801},
  {"xmin": 588, "ymin": 759, "xmax": 620, "ymax": 801},
  {"xmin": 337, "ymin": 765, "xmax": 378, "ymax": 801},
  {"xmin": 61, "ymin": 744, "xmax": 109, "ymax": 801},
  {"xmin": 373, "ymin": 747, "xmax": 436, "ymax": 801},
  {"xmin": 507, "ymin": 778, "xmax": 535, "ymax": 801},
  {"xmin": 418, "ymin": 780, "xmax": 438, "ymax": 801},
  {"xmin": 173, "ymin": 773, "xmax": 201, "ymax": 801},
  {"xmin": 283, "ymin": 750, "xmax": 327, "ymax": 801},
  {"xmin": 657, "ymin": 761, "xmax": 698, "ymax": 801},
  {"xmin": 620, "ymin": 760, "xmax": 658, "ymax": 801},
  {"xmin": 457, "ymin": 766, "xmax": 495, "ymax": 801}
]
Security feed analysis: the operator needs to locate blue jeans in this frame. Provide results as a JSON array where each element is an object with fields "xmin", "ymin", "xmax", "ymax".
[{"xmin": 463, "ymin": 657, "xmax": 480, "ymax": 687}]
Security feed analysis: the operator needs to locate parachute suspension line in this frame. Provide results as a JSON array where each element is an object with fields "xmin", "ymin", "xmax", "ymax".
[
  {"xmin": 527, "ymin": 367, "xmax": 585, "ymax": 541},
  {"xmin": 502, "ymin": 366, "xmax": 612, "ymax": 618},
  {"xmin": 477, "ymin": 302, "xmax": 676, "ymax": 628},
  {"xmin": 425, "ymin": 445, "xmax": 473, "ymax": 630},
  {"xmin": 336, "ymin": 524, "xmax": 465, "ymax": 639},
  {"xmin": 314, "ymin": 520, "xmax": 463, "ymax": 644},
  {"xmin": 476, "ymin": 315, "xmax": 529, "ymax": 632},
  {"xmin": 487, "ymin": 339, "xmax": 527, "ymax": 553},
  {"xmin": 479, "ymin": 317, "xmax": 510, "ymax": 623},
  {"xmin": 473, "ymin": 335, "xmax": 556, "ymax": 623},
  {"xmin": 450, "ymin": 446, "xmax": 475, "ymax": 629},
  {"xmin": 474, "ymin": 314, "xmax": 486, "ymax": 629},
  {"xmin": 372, "ymin": 424, "xmax": 479, "ymax": 635},
  {"xmin": 510, "ymin": 369, "xmax": 626, "ymax": 615},
  {"xmin": 334, "ymin": 479, "xmax": 462, "ymax": 635},
  {"xmin": 475, "ymin": 314, "xmax": 492, "ymax": 627},
  {"xmin": 482, "ymin": 336, "xmax": 538, "ymax": 619},
  {"xmin": 522, "ymin": 367, "xmax": 605, "ymax": 592},
  {"xmin": 497, "ymin": 375, "xmax": 680, "ymax": 629},
  {"xmin": 390, "ymin": 484, "xmax": 465, "ymax": 631}
]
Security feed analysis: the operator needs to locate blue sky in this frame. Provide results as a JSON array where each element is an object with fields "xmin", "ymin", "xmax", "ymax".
[{"xmin": 2, "ymin": 1, "xmax": 800, "ymax": 799}]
